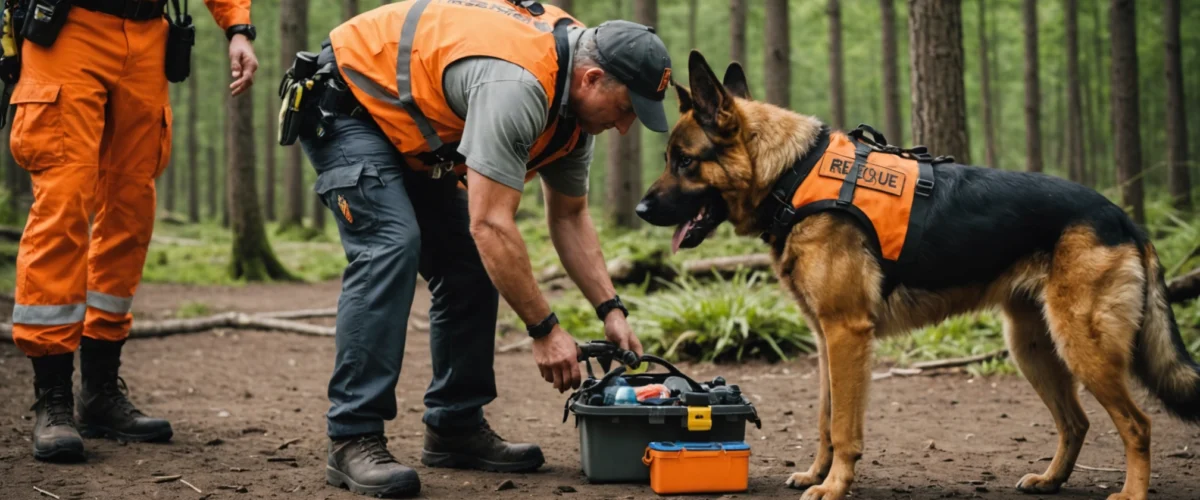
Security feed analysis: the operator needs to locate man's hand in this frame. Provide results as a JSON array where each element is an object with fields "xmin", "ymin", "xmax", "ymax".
[
  {"xmin": 603, "ymin": 311, "xmax": 643, "ymax": 359},
  {"xmin": 532, "ymin": 326, "xmax": 583, "ymax": 393},
  {"xmin": 228, "ymin": 34, "xmax": 258, "ymax": 96}
]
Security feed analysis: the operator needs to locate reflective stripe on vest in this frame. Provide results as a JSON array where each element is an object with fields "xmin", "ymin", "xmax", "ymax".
[{"xmin": 12, "ymin": 303, "xmax": 86, "ymax": 325}]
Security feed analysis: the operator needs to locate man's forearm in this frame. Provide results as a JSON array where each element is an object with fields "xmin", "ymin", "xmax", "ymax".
[
  {"xmin": 471, "ymin": 218, "xmax": 552, "ymax": 326},
  {"xmin": 548, "ymin": 208, "xmax": 617, "ymax": 308}
]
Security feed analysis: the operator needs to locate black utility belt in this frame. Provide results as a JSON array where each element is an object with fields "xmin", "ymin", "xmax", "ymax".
[{"xmin": 73, "ymin": 0, "xmax": 165, "ymax": 20}]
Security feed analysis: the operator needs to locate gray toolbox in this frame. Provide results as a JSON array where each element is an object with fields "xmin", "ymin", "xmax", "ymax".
[{"xmin": 563, "ymin": 342, "xmax": 762, "ymax": 483}]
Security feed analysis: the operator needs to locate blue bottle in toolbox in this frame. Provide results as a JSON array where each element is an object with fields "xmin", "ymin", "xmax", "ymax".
[{"xmin": 563, "ymin": 355, "xmax": 762, "ymax": 484}]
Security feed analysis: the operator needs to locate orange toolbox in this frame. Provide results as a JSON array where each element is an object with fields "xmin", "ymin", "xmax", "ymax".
[{"xmin": 641, "ymin": 441, "xmax": 750, "ymax": 495}]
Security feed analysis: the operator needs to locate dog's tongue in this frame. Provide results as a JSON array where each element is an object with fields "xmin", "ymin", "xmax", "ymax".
[{"xmin": 671, "ymin": 220, "xmax": 695, "ymax": 255}]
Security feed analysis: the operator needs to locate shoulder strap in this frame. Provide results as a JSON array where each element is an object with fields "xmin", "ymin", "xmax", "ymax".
[
  {"xmin": 756, "ymin": 127, "xmax": 830, "ymax": 245},
  {"xmin": 526, "ymin": 17, "xmax": 580, "ymax": 170}
]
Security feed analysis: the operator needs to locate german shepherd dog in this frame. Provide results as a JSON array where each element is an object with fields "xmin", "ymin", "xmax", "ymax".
[{"xmin": 635, "ymin": 50, "xmax": 1200, "ymax": 500}]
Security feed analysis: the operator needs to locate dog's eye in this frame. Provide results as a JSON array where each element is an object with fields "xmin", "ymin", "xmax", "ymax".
[{"xmin": 678, "ymin": 156, "xmax": 693, "ymax": 167}]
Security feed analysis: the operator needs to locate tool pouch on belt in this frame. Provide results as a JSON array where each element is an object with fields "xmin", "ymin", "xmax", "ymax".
[
  {"xmin": 20, "ymin": 0, "xmax": 69, "ymax": 48},
  {"xmin": 0, "ymin": 1, "xmax": 23, "ymax": 128},
  {"xmin": 164, "ymin": 0, "xmax": 193, "ymax": 83},
  {"xmin": 277, "ymin": 51, "xmax": 320, "ymax": 146}
]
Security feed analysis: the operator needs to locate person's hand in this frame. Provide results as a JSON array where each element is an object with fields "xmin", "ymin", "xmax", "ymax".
[
  {"xmin": 228, "ymin": 34, "xmax": 258, "ymax": 97},
  {"xmin": 603, "ymin": 311, "xmax": 643, "ymax": 359},
  {"xmin": 532, "ymin": 326, "xmax": 583, "ymax": 393}
]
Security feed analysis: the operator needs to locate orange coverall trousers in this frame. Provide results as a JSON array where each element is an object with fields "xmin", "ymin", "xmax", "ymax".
[{"xmin": 9, "ymin": 7, "xmax": 171, "ymax": 357}]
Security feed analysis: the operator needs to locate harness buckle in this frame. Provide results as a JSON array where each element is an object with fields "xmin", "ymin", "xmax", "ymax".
[
  {"xmin": 430, "ymin": 161, "xmax": 454, "ymax": 179},
  {"xmin": 916, "ymin": 176, "xmax": 934, "ymax": 198}
]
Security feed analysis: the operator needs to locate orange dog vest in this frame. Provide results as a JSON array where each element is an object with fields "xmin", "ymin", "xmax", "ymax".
[{"xmin": 759, "ymin": 125, "xmax": 939, "ymax": 265}]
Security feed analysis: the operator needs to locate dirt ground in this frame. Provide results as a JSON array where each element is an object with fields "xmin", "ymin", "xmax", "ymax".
[{"xmin": 1, "ymin": 280, "xmax": 1198, "ymax": 500}]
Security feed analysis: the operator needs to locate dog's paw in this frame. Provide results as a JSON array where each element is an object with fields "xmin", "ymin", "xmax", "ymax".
[
  {"xmin": 798, "ymin": 483, "xmax": 848, "ymax": 500},
  {"xmin": 1105, "ymin": 493, "xmax": 1145, "ymax": 500},
  {"xmin": 1015, "ymin": 473, "xmax": 1063, "ymax": 494},
  {"xmin": 785, "ymin": 472, "xmax": 821, "ymax": 490}
]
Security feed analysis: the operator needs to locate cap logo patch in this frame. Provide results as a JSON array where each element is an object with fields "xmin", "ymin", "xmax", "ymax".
[{"xmin": 656, "ymin": 67, "xmax": 672, "ymax": 93}]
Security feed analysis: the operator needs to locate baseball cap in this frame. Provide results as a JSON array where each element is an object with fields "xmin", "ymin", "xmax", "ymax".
[{"xmin": 591, "ymin": 20, "xmax": 672, "ymax": 133}]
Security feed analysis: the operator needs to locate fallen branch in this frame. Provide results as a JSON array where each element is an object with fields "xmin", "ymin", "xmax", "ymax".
[
  {"xmin": 179, "ymin": 479, "xmax": 202, "ymax": 493},
  {"xmin": 680, "ymin": 254, "xmax": 774, "ymax": 275},
  {"xmin": 1074, "ymin": 464, "xmax": 1124, "ymax": 473},
  {"xmin": 910, "ymin": 350, "xmax": 1009, "ymax": 371},
  {"xmin": 32, "ymin": 486, "xmax": 59, "ymax": 499},
  {"xmin": 258, "ymin": 308, "xmax": 338, "ymax": 320},
  {"xmin": 497, "ymin": 337, "xmax": 533, "ymax": 353},
  {"xmin": 1167, "ymin": 267, "xmax": 1200, "ymax": 304},
  {"xmin": 0, "ymin": 311, "xmax": 334, "ymax": 342}
]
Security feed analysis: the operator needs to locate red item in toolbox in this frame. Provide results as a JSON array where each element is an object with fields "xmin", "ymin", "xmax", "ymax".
[{"xmin": 641, "ymin": 441, "xmax": 750, "ymax": 495}]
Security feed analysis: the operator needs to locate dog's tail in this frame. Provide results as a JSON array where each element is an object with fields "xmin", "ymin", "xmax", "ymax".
[{"xmin": 1133, "ymin": 242, "xmax": 1200, "ymax": 423}]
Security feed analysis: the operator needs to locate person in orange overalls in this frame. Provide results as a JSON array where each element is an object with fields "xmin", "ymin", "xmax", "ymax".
[{"xmin": 8, "ymin": 0, "xmax": 258, "ymax": 463}]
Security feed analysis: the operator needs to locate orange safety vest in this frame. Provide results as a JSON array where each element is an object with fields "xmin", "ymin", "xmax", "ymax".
[
  {"xmin": 759, "ymin": 126, "xmax": 938, "ymax": 265},
  {"xmin": 329, "ymin": 0, "xmax": 586, "ymax": 181}
]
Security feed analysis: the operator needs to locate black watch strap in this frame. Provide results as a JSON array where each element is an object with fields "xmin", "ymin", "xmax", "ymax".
[
  {"xmin": 527, "ymin": 312, "xmax": 558, "ymax": 339},
  {"xmin": 226, "ymin": 24, "xmax": 256, "ymax": 41},
  {"xmin": 595, "ymin": 295, "xmax": 628, "ymax": 321}
]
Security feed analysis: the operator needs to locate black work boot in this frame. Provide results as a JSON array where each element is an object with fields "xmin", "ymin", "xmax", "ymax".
[
  {"xmin": 30, "ymin": 353, "xmax": 86, "ymax": 462},
  {"xmin": 77, "ymin": 338, "xmax": 172, "ymax": 442},
  {"xmin": 326, "ymin": 434, "xmax": 421, "ymax": 498},
  {"xmin": 421, "ymin": 419, "xmax": 544, "ymax": 473}
]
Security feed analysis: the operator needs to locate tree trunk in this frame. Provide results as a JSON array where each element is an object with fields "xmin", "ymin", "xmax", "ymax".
[
  {"xmin": 1022, "ymin": 0, "xmax": 1042, "ymax": 173},
  {"xmin": 1164, "ymin": 0, "xmax": 1191, "ymax": 210},
  {"xmin": 604, "ymin": 0, "xmax": 653, "ymax": 229},
  {"xmin": 731, "ymin": 0, "xmax": 747, "ymax": 65},
  {"xmin": 1110, "ymin": 0, "xmax": 1144, "ymax": 224},
  {"xmin": 764, "ymin": 0, "xmax": 790, "ymax": 108},
  {"xmin": 164, "ymin": 89, "xmax": 177, "ymax": 213},
  {"xmin": 978, "ymin": 0, "xmax": 997, "ymax": 167},
  {"xmin": 1091, "ymin": 0, "xmax": 1108, "ymax": 186},
  {"xmin": 343, "ymin": 0, "xmax": 358, "ymax": 20},
  {"xmin": 828, "ymin": 0, "xmax": 844, "ymax": 130},
  {"xmin": 1066, "ymin": 0, "xmax": 1085, "ymax": 184},
  {"xmin": 280, "ymin": 0, "xmax": 309, "ymax": 228},
  {"xmin": 687, "ymin": 0, "xmax": 698, "ymax": 51},
  {"xmin": 207, "ymin": 146, "xmax": 216, "ymax": 219},
  {"xmin": 228, "ymin": 76, "xmax": 294, "ymax": 281},
  {"xmin": 264, "ymin": 75, "xmax": 277, "ymax": 221},
  {"xmin": 187, "ymin": 51, "xmax": 199, "ymax": 223},
  {"xmin": 907, "ymin": 0, "xmax": 970, "ymax": 164},
  {"xmin": 880, "ymin": 0, "xmax": 902, "ymax": 145},
  {"xmin": 222, "ymin": 85, "xmax": 230, "ymax": 229},
  {"xmin": 550, "ymin": 0, "xmax": 571, "ymax": 12},
  {"xmin": 1081, "ymin": 30, "xmax": 1096, "ymax": 187}
]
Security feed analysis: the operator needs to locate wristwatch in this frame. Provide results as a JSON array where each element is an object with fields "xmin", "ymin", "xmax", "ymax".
[
  {"xmin": 226, "ymin": 24, "xmax": 257, "ymax": 42},
  {"xmin": 527, "ymin": 312, "xmax": 559, "ymax": 339},
  {"xmin": 595, "ymin": 295, "xmax": 628, "ymax": 321}
]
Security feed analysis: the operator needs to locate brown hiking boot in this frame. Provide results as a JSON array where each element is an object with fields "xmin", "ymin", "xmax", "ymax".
[
  {"xmin": 77, "ymin": 338, "xmax": 172, "ymax": 442},
  {"xmin": 326, "ymin": 434, "xmax": 421, "ymax": 498},
  {"xmin": 30, "ymin": 353, "xmax": 85, "ymax": 463},
  {"xmin": 421, "ymin": 419, "xmax": 544, "ymax": 473}
]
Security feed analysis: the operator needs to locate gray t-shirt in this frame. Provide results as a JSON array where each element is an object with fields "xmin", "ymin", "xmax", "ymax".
[{"xmin": 441, "ymin": 26, "xmax": 594, "ymax": 197}]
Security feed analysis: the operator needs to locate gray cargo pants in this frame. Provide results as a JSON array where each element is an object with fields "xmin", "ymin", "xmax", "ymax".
[{"xmin": 299, "ymin": 91, "xmax": 499, "ymax": 440}]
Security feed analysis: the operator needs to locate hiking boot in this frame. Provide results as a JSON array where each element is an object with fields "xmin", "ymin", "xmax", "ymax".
[
  {"xmin": 421, "ymin": 419, "xmax": 544, "ymax": 473},
  {"xmin": 326, "ymin": 434, "xmax": 421, "ymax": 498},
  {"xmin": 30, "ymin": 353, "xmax": 85, "ymax": 463},
  {"xmin": 77, "ymin": 338, "xmax": 172, "ymax": 442}
]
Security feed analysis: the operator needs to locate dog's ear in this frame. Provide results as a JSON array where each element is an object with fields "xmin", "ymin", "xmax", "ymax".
[
  {"xmin": 687, "ymin": 50, "xmax": 734, "ymax": 131},
  {"xmin": 722, "ymin": 62, "xmax": 751, "ymax": 100},
  {"xmin": 674, "ymin": 81, "xmax": 692, "ymax": 113}
]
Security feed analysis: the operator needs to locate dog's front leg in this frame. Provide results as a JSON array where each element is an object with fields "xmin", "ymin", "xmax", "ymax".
[
  {"xmin": 800, "ymin": 317, "xmax": 873, "ymax": 500},
  {"xmin": 787, "ymin": 333, "xmax": 832, "ymax": 489}
]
